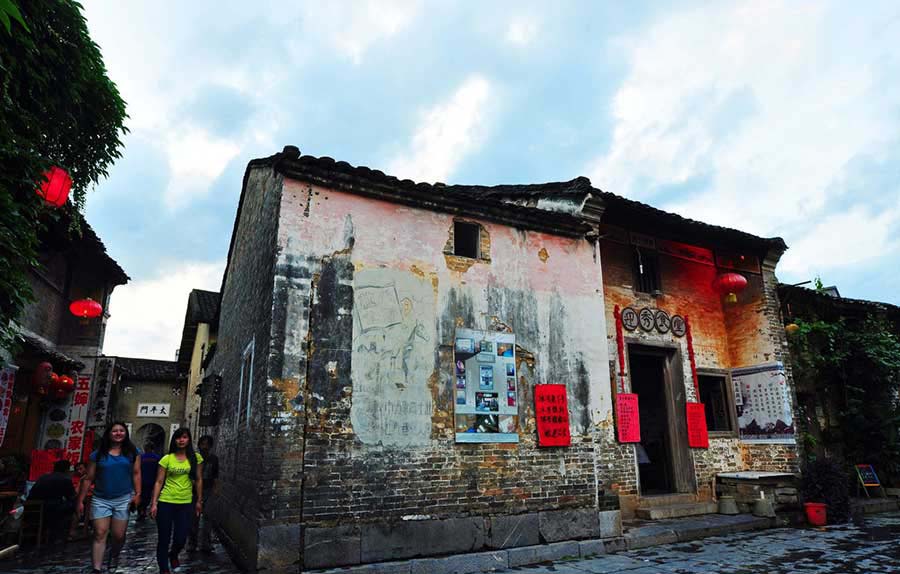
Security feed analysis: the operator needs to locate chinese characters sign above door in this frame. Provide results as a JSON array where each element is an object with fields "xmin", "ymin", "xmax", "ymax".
[
  {"xmin": 137, "ymin": 403, "xmax": 171, "ymax": 417},
  {"xmin": 454, "ymin": 328, "xmax": 518, "ymax": 443},
  {"xmin": 535, "ymin": 384, "xmax": 570, "ymax": 447},
  {"xmin": 732, "ymin": 363, "xmax": 795, "ymax": 443},
  {"xmin": 621, "ymin": 307, "xmax": 685, "ymax": 337}
]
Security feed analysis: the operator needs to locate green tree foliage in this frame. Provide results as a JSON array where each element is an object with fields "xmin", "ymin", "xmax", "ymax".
[
  {"xmin": 0, "ymin": 0, "xmax": 127, "ymax": 351},
  {"xmin": 789, "ymin": 315, "xmax": 900, "ymax": 486}
]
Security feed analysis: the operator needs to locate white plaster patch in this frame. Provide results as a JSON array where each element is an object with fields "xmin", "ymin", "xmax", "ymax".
[{"xmin": 350, "ymin": 269, "xmax": 436, "ymax": 447}]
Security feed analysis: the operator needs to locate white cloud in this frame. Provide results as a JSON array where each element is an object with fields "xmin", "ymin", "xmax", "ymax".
[
  {"xmin": 586, "ymin": 0, "xmax": 900, "ymax": 273},
  {"xmin": 388, "ymin": 75, "xmax": 494, "ymax": 183},
  {"xmin": 298, "ymin": 1, "xmax": 419, "ymax": 64},
  {"xmin": 164, "ymin": 129, "xmax": 241, "ymax": 209},
  {"xmin": 779, "ymin": 207, "xmax": 900, "ymax": 276},
  {"xmin": 506, "ymin": 16, "xmax": 539, "ymax": 46},
  {"xmin": 103, "ymin": 260, "xmax": 225, "ymax": 361}
]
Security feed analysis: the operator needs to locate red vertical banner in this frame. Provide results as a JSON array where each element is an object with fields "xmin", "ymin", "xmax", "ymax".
[
  {"xmin": 684, "ymin": 316, "xmax": 698, "ymax": 398},
  {"xmin": 0, "ymin": 365, "xmax": 17, "ymax": 447},
  {"xmin": 29, "ymin": 449, "xmax": 65, "ymax": 481},
  {"xmin": 616, "ymin": 393, "xmax": 641, "ymax": 443},
  {"xmin": 614, "ymin": 305, "xmax": 626, "ymax": 393},
  {"xmin": 535, "ymin": 384, "xmax": 571, "ymax": 447},
  {"xmin": 64, "ymin": 375, "xmax": 91, "ymax": 467},
  {"xmin": 686, "ymin": 402, "xmax": 709, "ymax": 448}
]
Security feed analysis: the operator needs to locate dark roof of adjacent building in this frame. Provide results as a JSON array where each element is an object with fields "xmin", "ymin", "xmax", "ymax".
[
  {"xmin": 40, "ymin": 212, "xmax": 129, "ymax": 286},
  {"xmin": 114, "ymin": 357, "xmax": 177, "ymax": 382},
  {"xmin": 779, "ymin": 284, "xmax": 900, "ymax": 323},
  {"xmin": 176, "ymin": 290, "xmax": 220, "ymax": 376},
  {"xmin": 16, "ymin": 329, "xmax": 85, "ymax": 370}
]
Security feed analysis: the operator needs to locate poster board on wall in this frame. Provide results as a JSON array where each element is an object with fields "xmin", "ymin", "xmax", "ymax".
[
  {"xmin": 732, "ymin": 363, "xmax": 795, "ymax": 444},
  {"xmin": 454, "ymin": 328, "xmax": 519, "ymax": 443},
  {"xmin": 0, "ymin": 365, "xmax": 17, "ymax": 447}
]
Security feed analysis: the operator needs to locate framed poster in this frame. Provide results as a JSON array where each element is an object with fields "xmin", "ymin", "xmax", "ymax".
[
  {"xmin": 732, "ymin": 363, "xmax": 795, "ymax": 443},
  {"xmin": 454, "ymin": 328, "xmax": 518, "ymax": 443}
]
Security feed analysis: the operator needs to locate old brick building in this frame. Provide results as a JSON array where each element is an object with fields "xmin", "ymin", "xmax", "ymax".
[
  {"xmin": 0, "ymin": 215, "xmax": 128, "ymax": 468},
  {"xmin": 204, "ymin": 146, "xmax": 799, "ymax": 571}
]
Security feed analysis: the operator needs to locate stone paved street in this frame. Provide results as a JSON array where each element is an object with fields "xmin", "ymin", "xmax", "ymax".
[
  {"xmin": 2, "ymin": 512, "xmax": 900, "ymax": 573},
  {"xmin": 517, "ymin": 512, "xmax": 900, "ymax": 574},
  {"xmin": 1, "ymin": 515, "xmax": 242, "ymax": 573}
]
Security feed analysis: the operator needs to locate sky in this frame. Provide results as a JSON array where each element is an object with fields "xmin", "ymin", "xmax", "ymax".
[{"xmin": 80, "ymin": 1, "xmax": 900, "ymax": 360}]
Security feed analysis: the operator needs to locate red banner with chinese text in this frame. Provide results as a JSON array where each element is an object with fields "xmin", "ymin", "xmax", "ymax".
[
  {"xmin": 29, "ymin": 448, "xmax": 65, "ymax": 481},
  {"xmin": 64, "ymin": 375, "xmax": 92, "ymax": 467},
  {"xmin": 535, "ymin": 384, "xmax": 571, "ymax": 447},
  {"xmin": 0, "ymin": 365, "xmax": 17, "ymax": 447},
  {"xmin": 616, "ymin": 393, "xmax": 640, "ymax": 443},
  {"xmin": 686, "ymin": 402, "xmax": 709, "ymax": 448}
]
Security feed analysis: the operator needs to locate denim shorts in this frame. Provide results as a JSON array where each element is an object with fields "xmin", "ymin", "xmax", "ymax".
[{"xmin": 91, "ymin": 493, "xmax": 132, "ymax": 521}]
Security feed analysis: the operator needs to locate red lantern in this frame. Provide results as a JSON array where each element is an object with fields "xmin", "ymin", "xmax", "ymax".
[
  {"xmin": 714, "ymin": 272, "xmax": 748, "ymax": 304},
  {"xmin": 36, "ymin": 166, "xmax": 72, "ymax": 208},
  {"xmin": 49, "ymin": 374, "xmax": 74, "ymax": 400},
  {"xmin": 69, "ymin": 298, "xmax": 103, "ymax": 319}
]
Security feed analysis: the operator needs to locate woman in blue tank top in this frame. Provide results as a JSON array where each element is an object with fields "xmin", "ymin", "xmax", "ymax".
[{"xmin": 76, "ymin": 421, "xmax": 141, "ymax": 574}]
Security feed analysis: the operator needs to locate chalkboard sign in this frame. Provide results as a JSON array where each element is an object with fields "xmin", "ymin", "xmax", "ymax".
[
  {"xmin": 856, "ymin": 464, "xmax": 881, "ymax": 487},
  {"xmin": 616, "ymin": 393, "xmax": 641, "ymax": 443}
]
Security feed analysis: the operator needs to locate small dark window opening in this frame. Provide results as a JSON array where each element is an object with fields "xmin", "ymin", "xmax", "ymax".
[
  {"xmin": 633, "ymin": 248, "xmax": 661, "ymax": 293},
  {"xmin": 698, "ymin": 374, "xmax": 734, "ymax": 432},
  {"xmin": 454, "ymin": 221, "xmax": 480, "ymax": 259}
]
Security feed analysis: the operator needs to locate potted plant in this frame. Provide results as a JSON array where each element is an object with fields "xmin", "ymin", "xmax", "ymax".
[{"xmin": 800, "ymin": 457, "xmax": 851, "ymax": 525}]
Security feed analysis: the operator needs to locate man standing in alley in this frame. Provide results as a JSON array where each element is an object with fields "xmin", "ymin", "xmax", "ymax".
[{"xmin": 188, "ymin": 435, "xmax": 219, "ymax": 552}]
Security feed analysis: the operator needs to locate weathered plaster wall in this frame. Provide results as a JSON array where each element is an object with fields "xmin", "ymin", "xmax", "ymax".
[
  {"xmin": 599, "ymin": 238, "xmax": 799, "ymax": 511},
  {"xmin": 270, "ymin": 179, "xmax": 610, "ymax": 569}
]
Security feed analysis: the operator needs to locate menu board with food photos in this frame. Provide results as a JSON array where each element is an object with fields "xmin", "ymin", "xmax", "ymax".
[{"xmin": 454, "ymin": 328, "xmax": 518, "ymax": 443}]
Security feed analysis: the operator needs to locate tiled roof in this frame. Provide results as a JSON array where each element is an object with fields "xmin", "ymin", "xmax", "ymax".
[
  {"xmin": 176, "ymin": 290, "xmax": 220, "ymax": 375},
  {"xmin": 779, "ymin": 284, "xmax": 900, "ymax": 319},
  {"xmin": 256, "ymin": 146, "xmax": 784, "ymax": 253},
  {"xmin": 115, "ymin": 357, "xmax": 177, "ymax": 382},
  {"xmin": 189, "ymin": 290, "xmax": 219, "ymax": 324},
  {"xmin": 16, "ymin": 329, "xmax": 85, "ymax": 370}
]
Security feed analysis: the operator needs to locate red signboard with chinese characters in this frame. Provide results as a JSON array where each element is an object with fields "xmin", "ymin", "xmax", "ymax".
[
  {"xmin": 0, "ymin": 365, "xmax": 17, "ymax": 447},
  {"xmin": 63, "ymin": 375, "xmax": 92, "ymax": 467},
  {"xmin": 29, "ymin": 449, "xmax": 65, "ymax": 481},
  {"xmin": 616, "ymin": 393, "xmax": 641, "ymax": 443},
  {"xmin": 686, "ymin": 402, "xmax": 709, "ymax": 448},
  {"xmin": 535, "ymin": 384, "xmax": 571, "ymax": 447}
]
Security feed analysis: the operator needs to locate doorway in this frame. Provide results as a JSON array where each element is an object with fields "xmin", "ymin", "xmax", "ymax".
[
  {"xmin": 628, "ymin": 345, "xmax": 695, "ymax": 496},
  {"xmin": 134, "ymin": 423, "xmax": 166, "ymax": 455}
]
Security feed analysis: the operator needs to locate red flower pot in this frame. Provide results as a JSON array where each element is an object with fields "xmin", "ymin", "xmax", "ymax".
[{"xmin": 804, "ymin": 502, "xmax": 827, "ymax": 526}]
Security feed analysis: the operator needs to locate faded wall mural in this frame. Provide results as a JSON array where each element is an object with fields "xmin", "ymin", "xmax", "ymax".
[{"xmin": 350, "ymin": 269, "xmax": 435, "ymax": 447}]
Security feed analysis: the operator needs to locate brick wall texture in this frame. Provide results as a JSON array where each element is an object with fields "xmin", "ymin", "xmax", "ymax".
[{"xmin": 208, "ymin": 165, "xmax": 801, "ymax": 571}]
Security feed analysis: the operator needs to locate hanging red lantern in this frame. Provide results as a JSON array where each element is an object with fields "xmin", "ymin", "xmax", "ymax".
[
  {"xmin": 714, "ymin": 272, "xmax": 748, "ymax": 304},
  {"xmin": 69, "ymin": 298, "xmax": 103, "ymax": 319},
  {"xmin": 39, "ymin": 372, "xmax": 60, "ymax": 396},
  {"xmin": 50, "ymin": 375, "xmax": 75, "ymax": 399},
  {"xmin": 36, "ymin": 166, "xmax": 73, "ymax": 208}
]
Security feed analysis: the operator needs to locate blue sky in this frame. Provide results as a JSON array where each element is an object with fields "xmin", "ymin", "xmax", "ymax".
[{"xmin": 81, "ymin": 1, "xmax": 900, "ymax": 359}]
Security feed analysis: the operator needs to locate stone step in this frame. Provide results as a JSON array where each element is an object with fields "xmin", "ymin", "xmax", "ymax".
[
  {"xmin": 635, "ymin": 494, "xmax": 700, "ymax": 508},
  {"xmin": 635, "ymin": 501, "xmax": 719, "ymax": 520}
]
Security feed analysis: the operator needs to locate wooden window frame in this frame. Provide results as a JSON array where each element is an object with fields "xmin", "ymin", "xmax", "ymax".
[{"xmin": 697, "ymin": 368, "xmax": 738, "ymax": 438}]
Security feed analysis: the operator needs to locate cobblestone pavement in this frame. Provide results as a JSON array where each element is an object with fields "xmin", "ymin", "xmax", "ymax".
[
  {"xmin": 518, "ymin": 512, "xmax": 900, "ymax": 574},
  {"xmin": 3, "ymin": 512, "xmax": 900, "ymax": 573},
  {"xmin": 1, "ymin": 515, "xmax": 243, "ymax": 573}
]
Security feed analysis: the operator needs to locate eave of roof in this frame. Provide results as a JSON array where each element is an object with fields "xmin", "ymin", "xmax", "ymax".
[
  {"xmin": 778, "ymin": 284, "xmax": 900, "ymax": 318},
  {"xmin": 15, "ymin": 329, "xmax": 85, "ymax": 371},
  {"xmin": 114, "ymin": 356, "xmax": 178, "ymax": 382}
]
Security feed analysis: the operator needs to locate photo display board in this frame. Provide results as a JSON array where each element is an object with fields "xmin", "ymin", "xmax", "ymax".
[
  {"xmin": 732, "ymin": 363, "xmax": 795, "ymax": 443},
  {"xmin": 454, "ymin": 328, "xmax": 518, "ymax": 443}
]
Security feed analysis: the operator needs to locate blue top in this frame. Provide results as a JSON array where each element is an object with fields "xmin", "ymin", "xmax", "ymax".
[
  {"xmin": 140, "ymin": 452, "xmax": 161, "ymax": 490},
  {"xmin": 90, "ymin": 450, "xmax": 135, "ymax": 499}
]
